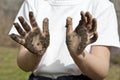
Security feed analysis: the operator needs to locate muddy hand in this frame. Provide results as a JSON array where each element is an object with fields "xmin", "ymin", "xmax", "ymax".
[
  {"xmin": 10, "ymin": 12, "xmax": 50, "ymax": 55},
  {"xmin": 66, "ymin": 11, "xmax": 98, "ymax": 55}
]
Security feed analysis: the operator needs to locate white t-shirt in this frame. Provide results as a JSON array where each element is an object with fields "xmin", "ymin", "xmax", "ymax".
[{"xmin": 9, "ymin": 0, "xmax": 120, "ymax": 78}]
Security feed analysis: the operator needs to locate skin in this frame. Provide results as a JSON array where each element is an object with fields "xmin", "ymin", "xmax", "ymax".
[
  {"xmin": 66, "ymin": 11, "xmax": 110, "ymax": 80},
  {"xmin": 10, "ymin": 12, "xmax": 50, "ymax": 71},
  {"xmin": 66, "ymin": 11, "xmax": 98, "ymax": 55},
  {"xmin": 10, "ymin": 11, "xmax": 110, "ymax": 80},
  {"xmin": 10, "ymin": 12, "xmax": 50, "ymax": 55}
]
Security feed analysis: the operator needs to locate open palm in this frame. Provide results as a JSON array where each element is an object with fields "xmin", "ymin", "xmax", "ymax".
[
  {"xmin": 66, "ymin": 11, "xmax": 98, "ymax": 55},
  {"xmin": 10, "ymin": 12, "xmax": 50, "ymax": 55}
]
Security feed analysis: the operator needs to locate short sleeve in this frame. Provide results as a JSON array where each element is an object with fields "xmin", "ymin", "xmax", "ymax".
[
  {"xmin": 8, "ymin": 0, "xmax": 37, "ymax": 35},
  {"xmin": 91, "ymin": 0, "xmax": 120, "ymax": 48}
]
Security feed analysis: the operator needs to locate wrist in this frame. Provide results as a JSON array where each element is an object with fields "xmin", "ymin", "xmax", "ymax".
[{"xmin": 70, "ymin": 50, "xmax": 87, "ymax": 60}]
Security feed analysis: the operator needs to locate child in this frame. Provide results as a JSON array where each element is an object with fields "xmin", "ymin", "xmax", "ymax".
[{"xmin": 9, "ymin": 0, "xmax": 120, "ymax": 80}]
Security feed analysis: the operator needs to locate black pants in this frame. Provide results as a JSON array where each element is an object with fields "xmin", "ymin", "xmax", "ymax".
[{"xmin": 29, "ymin": 73, "xmax": 92, "ymax": 80}]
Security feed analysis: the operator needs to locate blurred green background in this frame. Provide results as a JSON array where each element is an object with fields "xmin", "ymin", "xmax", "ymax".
[{"xmin": 0, "ymin": 0, "xmax": 120, "ymax": 80}]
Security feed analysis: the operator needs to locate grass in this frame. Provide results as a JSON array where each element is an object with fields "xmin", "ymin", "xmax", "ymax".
[
  {"xmin": 105, "ymin": 64, "xmax": 120, "ymax": 80},
  {"xmin": 0, "ymin": 46, "xmax": 120, "ymax": 80},
  {"xmin": 0, "ymin": 46, "xmax": 30, "ymax": 80}
]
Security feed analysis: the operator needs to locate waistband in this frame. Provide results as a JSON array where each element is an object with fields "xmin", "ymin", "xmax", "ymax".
[{"xmin": 29, "ymin": 73, "xmax": 92, "ymax": 80}]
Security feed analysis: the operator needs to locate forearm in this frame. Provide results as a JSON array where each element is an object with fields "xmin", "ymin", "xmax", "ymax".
[
  {"xmin": 17, "ymin": 46, "xmax": 42, "ymax": 72},
  {"xmin": 9, "ymin": 12, "xmax": 49, "ymax": 72},
  {"xmin": 70, "ymin": 47, "xmax": 110, "ymax": 80}
]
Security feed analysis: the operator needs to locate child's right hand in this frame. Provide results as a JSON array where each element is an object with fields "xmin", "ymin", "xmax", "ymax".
[{"xmin": 10, "ymin": 12, "xmax": 50, "ymax": 55}]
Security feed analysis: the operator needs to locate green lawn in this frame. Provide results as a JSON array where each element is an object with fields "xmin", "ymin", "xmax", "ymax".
[
  {"xmin": 0, "ymin": 46, "xmax": 120, "ymax": 80},
  {"xmin": 0, "ymin": 46, "xmax": 30, "ymax": 80},
  {"xmin": 105, "ymin": 65, "xmax": 120, "ymax": 80}
]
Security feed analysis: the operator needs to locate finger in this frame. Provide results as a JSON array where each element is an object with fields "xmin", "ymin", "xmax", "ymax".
[
  {"xmin": 13, "ymin": 23, "xmax": 26, "ymax": 37},
  {"xmin": 66, "ymin": 17, "xmax": 73, "ymax": 35},
  {"xmin": 10, "ymin": 33, "xmax": 25, "ymax": 45},
  {"xmin": 85, "ymin": 12, "xmax": 92, "ymax": 25},
  {"xmin": 80, "ymin": 11, "xmax": 87, "ymax": 24},
  {"xmin": 89, "ymin": 32, "xmax": 98, "ymax": 44},
  {"xmin": 85, "ymin": 12, "xmax": 92, "ymax": 30},
  {"xmin": 90, "ymin": 18, "xmax": 97, "ymax": 32},
  {"xmin": 43, "ymin": 18, "xmax": 49, "ymax": 35},
  {"xmin": 29, "ymin": 11, "xmax": 38, "ymax": 28},
  {"xmin": 18, "ymin": 16, "xmax": 31, "ymax": 32}
]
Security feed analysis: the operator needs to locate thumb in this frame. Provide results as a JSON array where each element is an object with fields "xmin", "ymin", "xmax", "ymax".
[{"xmin": 66, "ymin": 17, "xmax": 73, "ymax": 35}]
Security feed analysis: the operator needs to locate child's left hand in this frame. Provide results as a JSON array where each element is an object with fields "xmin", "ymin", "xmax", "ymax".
[{"xmin": 66, "ymin": 11, "xmax": 98, "ymax": 55}]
